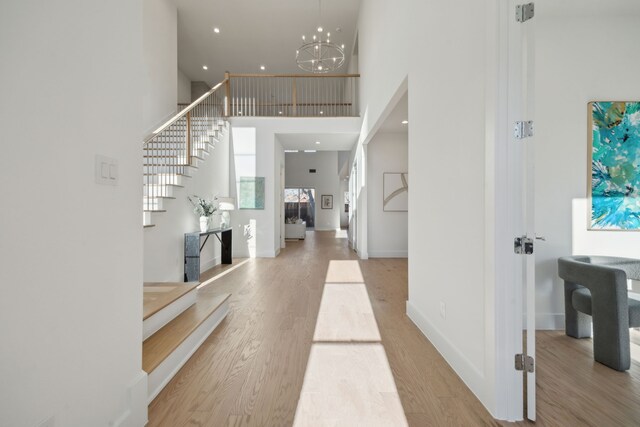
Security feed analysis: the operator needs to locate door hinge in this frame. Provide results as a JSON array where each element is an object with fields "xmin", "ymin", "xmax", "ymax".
[
  {"xmin": 514, "ymin": 121, "xmax": 534, "ymax": 139},
  {"xmin": 515, "ymin": 353, "xmax": 535, "ymax": 372},
  {"xmin": 516, "ymin": 3, "xmax": 535, "ymax": 22},
  {"xmin": 514, "ymin": 236, "xmax": 533, "ymax": 255}
]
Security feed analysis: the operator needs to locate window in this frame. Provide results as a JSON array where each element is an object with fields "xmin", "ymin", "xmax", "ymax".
[{"xmin": 285, "ymin": 188, "xmax": 316, "ymax": 228}]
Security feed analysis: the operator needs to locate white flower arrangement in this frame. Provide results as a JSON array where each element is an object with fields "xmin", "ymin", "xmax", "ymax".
[{"xmin": 188, "ymin": 195, "xmax": 218, "ymax": 217}]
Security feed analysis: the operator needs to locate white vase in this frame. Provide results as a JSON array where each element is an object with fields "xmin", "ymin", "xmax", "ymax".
[{"xmin": 199, "ymin": 216, "xmax": 209, "ymax": 233}]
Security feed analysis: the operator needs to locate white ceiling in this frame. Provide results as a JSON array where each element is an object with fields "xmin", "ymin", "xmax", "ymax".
[
  {"xmin": 176, "ymin": 0, "xmax": 361, "ymax": 86},
  {"xmin": 378, "ymin": 92, "xmax": 408, "ymax": 134},
  {"xmin": 276, "ymin": 133, "xmax": 359, "ymax": 151}
]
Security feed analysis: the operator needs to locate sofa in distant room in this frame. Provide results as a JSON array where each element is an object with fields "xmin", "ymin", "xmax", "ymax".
[{"xmin": 285, "ymin": 219, "xmax": 306, "ymax": 239}]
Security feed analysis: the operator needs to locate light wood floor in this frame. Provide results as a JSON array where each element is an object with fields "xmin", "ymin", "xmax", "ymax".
[{"xmin": 147, "ymin": 231, "xmax": 640, "ymax": 426}]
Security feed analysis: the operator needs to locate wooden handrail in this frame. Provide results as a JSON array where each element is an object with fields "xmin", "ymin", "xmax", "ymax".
[
  {"xmin": 228, "ymin": 73, "xmax": 360, "ymax": 78},
  {"xmin": 143, "ymin": 78, "xmax": 227, "ymax": 145}
]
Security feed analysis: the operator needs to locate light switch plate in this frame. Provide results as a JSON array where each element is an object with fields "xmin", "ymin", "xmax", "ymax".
[{"xmin": 95, "ymin": 155, "xmax": 118, "ymax": 186}]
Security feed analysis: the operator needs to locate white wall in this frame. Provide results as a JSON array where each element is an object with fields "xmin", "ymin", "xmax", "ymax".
[
  {"xmin": 339, "ymin": 179, "xmax": 349, "ymax": 228},
  {"xmin": 144, "ymin": 131, "xmax": 230, "ymax": 282},
  {"xmin": 143, "ymin": 0, "xmax": 177, "ymax": 134},
  {"xmin": 228, "ymin": 118, "xmax": 361, "ymax": 258},
  {"xmin": 276, "ymin": 139, "xmax": 286, "ymax": 250},
  {"xmin": 0, "ymin": 2, "xmax": 146, "ymax": 426},
  {"xmin": 177, "ymin": 68, "xmax": 191, "ymax": 104},
  {"xmin": 367, "ymin": 132, "xmax": 408, "ymax": 258},
  {"xmin": 355, "ymin": 0, "xmax": 499, "ymax": 416},
  {"xmin": 534, "ymin": 0, "xmax": 640, "ymax": 329},
  {"xmin": 285, "ymin": 152, "xmax": 341, "ymax": 231}
]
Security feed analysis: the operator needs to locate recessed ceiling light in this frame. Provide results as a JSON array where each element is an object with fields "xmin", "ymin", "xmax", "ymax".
[
  {"xmin": 315, "ymin": 141, "xmax": 320, "ymax": 144},
  {"xmin": 202, "ymin": 65, "xmax": 208, "ymax": 70},
  {"xmin": 260, "ymin": 65, "xmax": 266, "ymax": 70},
  {"xmin": 304, "ymin": 150, "xmax": 317, "ymax": 153},
  {"xmin": 401, "ymin": 120, "xmax": 408, "ymax": 125},
  {"xmin": 213, "ymin": 27, "xmax": 220, "ymax": 33}
]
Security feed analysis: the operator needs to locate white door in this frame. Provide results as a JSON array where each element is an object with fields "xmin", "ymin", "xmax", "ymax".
[{"xmin": 509, "ymin": 1, "xmax": 536, "ymax": 420}]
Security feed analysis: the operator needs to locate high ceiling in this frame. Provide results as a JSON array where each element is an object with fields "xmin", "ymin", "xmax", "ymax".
[{"xmin": 176, "ymin": 0, "xmax": 361, "ymax": 86}]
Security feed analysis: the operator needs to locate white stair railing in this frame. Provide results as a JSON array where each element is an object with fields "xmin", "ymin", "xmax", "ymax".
[{"xmin": 142, "ymin": 79, "xmax": 227, "ymax": 226}]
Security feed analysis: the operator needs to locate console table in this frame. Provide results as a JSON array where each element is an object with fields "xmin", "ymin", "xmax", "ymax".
[{"xmin": 184, "ymin": 227, "xmax": 232, "ymax": 282}]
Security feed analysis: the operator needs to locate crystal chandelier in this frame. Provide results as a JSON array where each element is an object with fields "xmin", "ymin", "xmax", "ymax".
[{"xmin": 296, "ymin": 1, "xmax": 345, "ymax": 73}]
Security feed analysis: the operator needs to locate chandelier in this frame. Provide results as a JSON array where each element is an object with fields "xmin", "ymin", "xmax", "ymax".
[{"xmin": 296, "ymin": 1, "xmax": 345, "ymax": 73}]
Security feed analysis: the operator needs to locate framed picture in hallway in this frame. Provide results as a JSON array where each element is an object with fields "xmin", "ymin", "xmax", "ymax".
[
  {"xmin": 383, "ymin": 172, "xmax": 408, "ymax": 212},
  {"xmin": 588, "ymin": 101, "xmax": 640, "ymax": 230},
  {"xmin": 321, "ymin": 195, "xmax": 333, "ymax": 209},
  {"xmin": 239, "ymin": 176, "xmax": 265, "ymax": 210}
]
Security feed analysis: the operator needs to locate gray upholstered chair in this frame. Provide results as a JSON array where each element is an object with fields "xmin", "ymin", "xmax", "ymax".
[{"xmin": 557, "ymin": 256, "xmax": 640, "ymax": 371}]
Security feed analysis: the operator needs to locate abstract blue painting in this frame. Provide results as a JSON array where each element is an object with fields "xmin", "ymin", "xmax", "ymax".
[{"xmin": 589, "ymin": 101, "xmax": 640, "ymax": 230}]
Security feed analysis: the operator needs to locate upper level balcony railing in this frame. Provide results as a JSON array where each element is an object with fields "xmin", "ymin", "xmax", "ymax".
[{"xmin": 188, "ymin": 73, "xmax": 357, "ymax": 118}]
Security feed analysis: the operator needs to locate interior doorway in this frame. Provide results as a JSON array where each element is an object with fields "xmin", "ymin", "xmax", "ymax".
[{"xmin": 285, "ymin": 187, "xmax": 316, "ymax": 229}]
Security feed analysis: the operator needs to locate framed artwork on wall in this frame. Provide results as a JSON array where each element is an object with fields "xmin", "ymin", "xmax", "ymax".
[
  {"xmin": 239, "ymin": 176, "xmax": 265, "ymax": 209},
  {"xmin": 383, "ymin": 172, "xmax": 408, "ymax": 212},
  {"xmin": 321, "ymin": 195, "xmax": 333, "ymax": 209},
  {"xmin": 588, "ymin": 101, "xmax": 640, "ymax": 230}
]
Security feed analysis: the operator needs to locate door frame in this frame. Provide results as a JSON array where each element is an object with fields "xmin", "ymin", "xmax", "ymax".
[{"xmin": 489, "ymin": 0, "xmax": 535, "ymax": 421}]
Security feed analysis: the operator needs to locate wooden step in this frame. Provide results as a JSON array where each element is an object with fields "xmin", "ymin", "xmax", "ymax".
[
  {"xmin": 143, "ymin": 293, "xmax": 230, "ymax": 374},
  {"xmin": 143, "ymin": 282, "xmax": 198, "ymax": 320},
  {"xmin": 143, "ymin": 293, "xmax": 231, "ymax": 402}
]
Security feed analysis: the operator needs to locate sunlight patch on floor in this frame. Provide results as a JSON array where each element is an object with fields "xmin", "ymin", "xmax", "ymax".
[
  {"xmin": 334, "ymin": 229, "xmax": 348, "ymax": 239},
  {"xmin": 293, "ymin": 260, "xmax": 408, "ymax": 426},
  {"xmin": 293, "ymin": 344, "xmax": 408, "ymax": 427},
  {"xmin": 313, "ymin": 284, "xmax": 381, "ymax": 342},
  {"xmin": 325, "ymin": 260, "xmax": 365, "ymax": 283},
  {"xmin": 197, "ymin": 258, "xmax": 251, "ymax": 289}
]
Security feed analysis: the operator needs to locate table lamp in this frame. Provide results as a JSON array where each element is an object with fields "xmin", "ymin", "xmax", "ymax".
[{"xmin": 218, "ymin": 197, "xmax": 235, "ymax": 228}]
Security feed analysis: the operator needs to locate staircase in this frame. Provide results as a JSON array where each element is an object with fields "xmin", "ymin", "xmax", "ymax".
[
  {"xmin": 143, "ymin": 79, "xmax": 228, "ymax": 228},
  {"xmin": 142, "ymin": 282, "xmax": 230, "ymax": 403}
]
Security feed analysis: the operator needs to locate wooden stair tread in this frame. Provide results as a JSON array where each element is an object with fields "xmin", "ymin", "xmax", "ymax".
[
  {"xmin": 142, "ymin": 293, "xmax": 231, "ymax": 373},
  {"xmin": 143, "ymin": 282, "xmax": 198, "ymax": 320}
]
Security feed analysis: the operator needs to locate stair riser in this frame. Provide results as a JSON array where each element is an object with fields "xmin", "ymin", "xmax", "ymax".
[
  {"xmin": 144, "ymin": 157, "xmax": 200, "ymax": 166},
  {"xmin": 144, "ymin": 175, "xmax": 189, "ymax": 186},
  {"xmin": 143, "ymin": 211, "xmax": 153, "ymax": 226},
  {"xmin": 146, "ymin": 298, "xmax": 230, "ymax": 404},
  {"xmin": 143, "ymin": 185, "xmax": 177, "ymax": 198},
  {"xmin": 143, "ymin": 198, "xmax": 167, "ymax": 211},
  {"xmin": 143, "ymin": 166, "xmax": 195, "ymax": 175},
  {"xmin": 143, "ymin": 289, "xmax": 198, "ymax": 341}
]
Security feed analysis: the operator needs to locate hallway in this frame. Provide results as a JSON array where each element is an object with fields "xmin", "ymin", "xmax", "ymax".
[{"xmin": 147, "ymin": 231, "xmax": 497, "ymax": 426}]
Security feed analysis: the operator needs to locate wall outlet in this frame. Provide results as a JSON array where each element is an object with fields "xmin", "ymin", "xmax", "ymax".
[{"xmin": 439, "ymin": 301, "xmax": 446, "ymax": 319}]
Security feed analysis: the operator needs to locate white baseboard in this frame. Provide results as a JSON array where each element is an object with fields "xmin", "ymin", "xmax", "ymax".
[
  {"xmin": 528, "ymin": 313, "xmax": 565, "ymax": 330},
  {"xmin": 147, "ymin": 298, "xmax": 229, "ymax": 404},
  {"xmin": 200, "ymin": 256, "xmax": 221, "ymax": 273},
  {"xmin": 111, "ymin": 370, "xmax": 148, "ymax": 427},
  {"xmin": 275, "ymin": 247, "xmax": 281, "ymax": 257},
  {"xmin": 406, "ymin": 301, "xmax": 489, "ymax": 410},
  {"xmin": 368, "ymin": 250, "xmax": 408, "ymax": 258}
]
